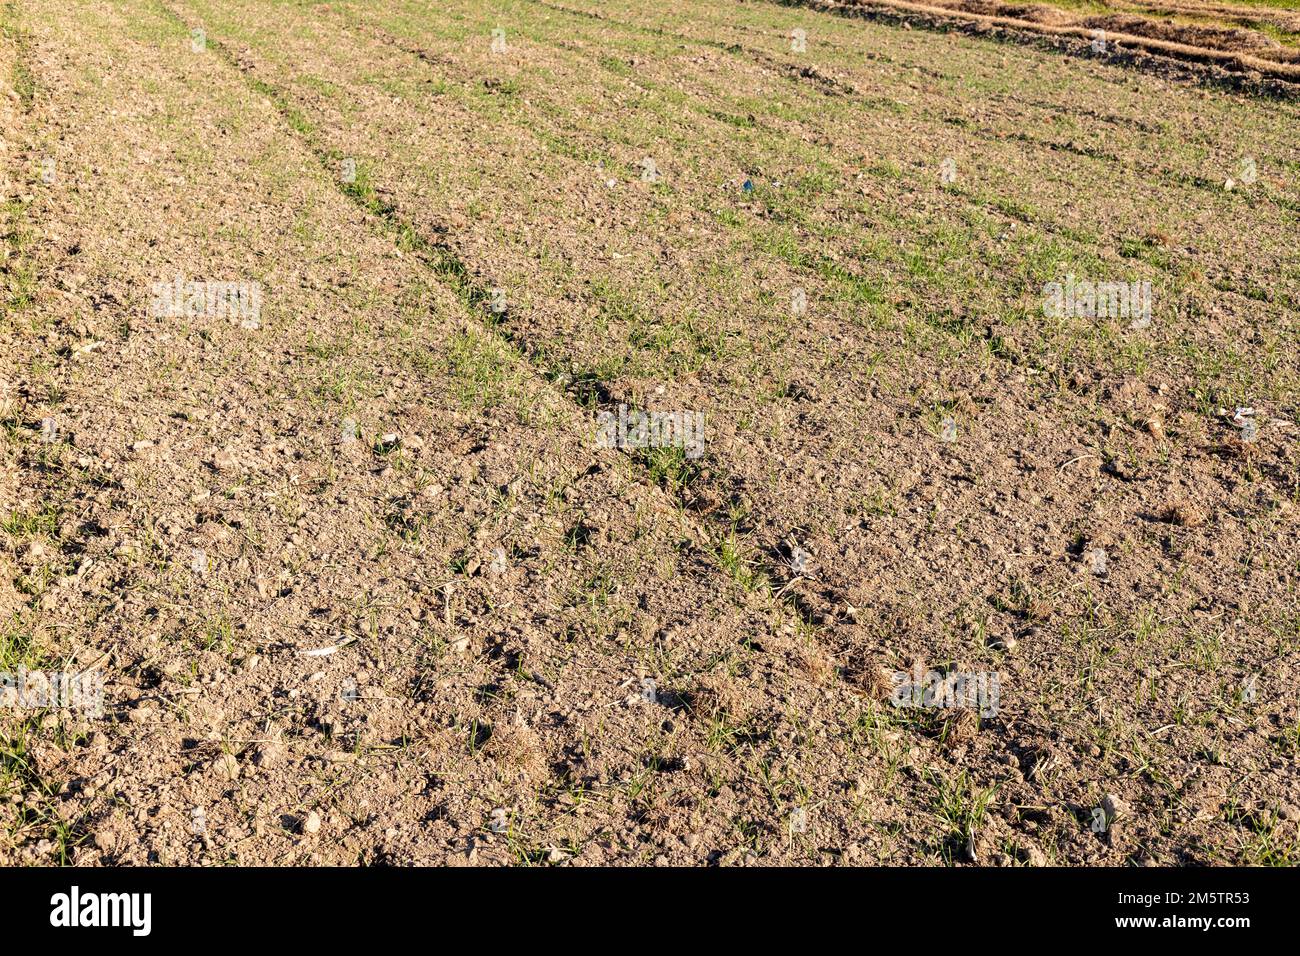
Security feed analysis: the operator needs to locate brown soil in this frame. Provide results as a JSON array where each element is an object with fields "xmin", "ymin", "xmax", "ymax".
[{"xmin": 2, "ymin": 0, "xmax": 1298, "ymax": 867}]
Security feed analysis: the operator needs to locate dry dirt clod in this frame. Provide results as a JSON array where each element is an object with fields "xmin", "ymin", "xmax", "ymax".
[
  {"xmin": 1162, "ymin": 499, "xmax": 1206, "ymax": 527},
  {"xmin": 943, "ymin": 709, "xmax": 980, "ymax": 749},
  {"xmin": 1101, "ymin": 794, "xmax": 1128, "ymax": 821},
  {"xmin": 210, "ymin": 449, "xmax": 238, "ymax": 472},
  {"xmin": 253, "ymin": 742, "xmax": 286, "ymax": 769}
]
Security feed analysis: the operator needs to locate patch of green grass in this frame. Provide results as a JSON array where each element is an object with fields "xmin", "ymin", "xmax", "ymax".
[
  {"xmin": 1, "ymin": 197, "xmax": 38, "ymax": 321},
  {"xmin": 445, "ymin": 330, "xmax": 517, "ymax": 408},
  {"xmin": 1226, "ymin": 806, "xmax": 1300, "ymax": 866},
  {"xmin": 928, "ymin": 768, "xmax": 998, "ymax": 861},
  {"xmin": 639, "ymin": 443, "xmax": 702, "ymax": 497},
  {"xmin": 1, "ymin": 2, "xmax": 35, "ymax": 109},
  {"xmin": 0, "ymin": 613, "xmax": 72, "ymax": 856},
  {"xmin": 199, "ymin": 612, "xmax": 236, "ymax": 654},
  {"xmin": 1, "ymin": 503, "xmax": 59, "ymax": 541},
  {"xmin": 598, "ymin": 54, "xmax": 632, "ymax": 76},
  {"xmin": 707, "ymin": 108, "xmax": 755, "ymax": 129},
  {"xmin": 0, "ymin": 615, "xmax": 42, "ymax": 672},
  {"xmin": 710, "ymin": 527, "xmax": 765, "ymax": 592}
]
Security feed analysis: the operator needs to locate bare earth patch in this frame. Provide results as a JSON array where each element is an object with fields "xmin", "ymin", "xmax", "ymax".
[{"xmin": 1, "ymin": 0, "xmax": 1297, "ymax": 867}]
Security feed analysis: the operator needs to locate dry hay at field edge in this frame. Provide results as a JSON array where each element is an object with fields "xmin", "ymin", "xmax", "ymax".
[
  {"xmin": 1129, "ymin": 0, "xmax": 1300, "ymax": 36},
  {"xmin": 796, "ymin": 0, "xmax": 1300, "ymax": 78}
]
